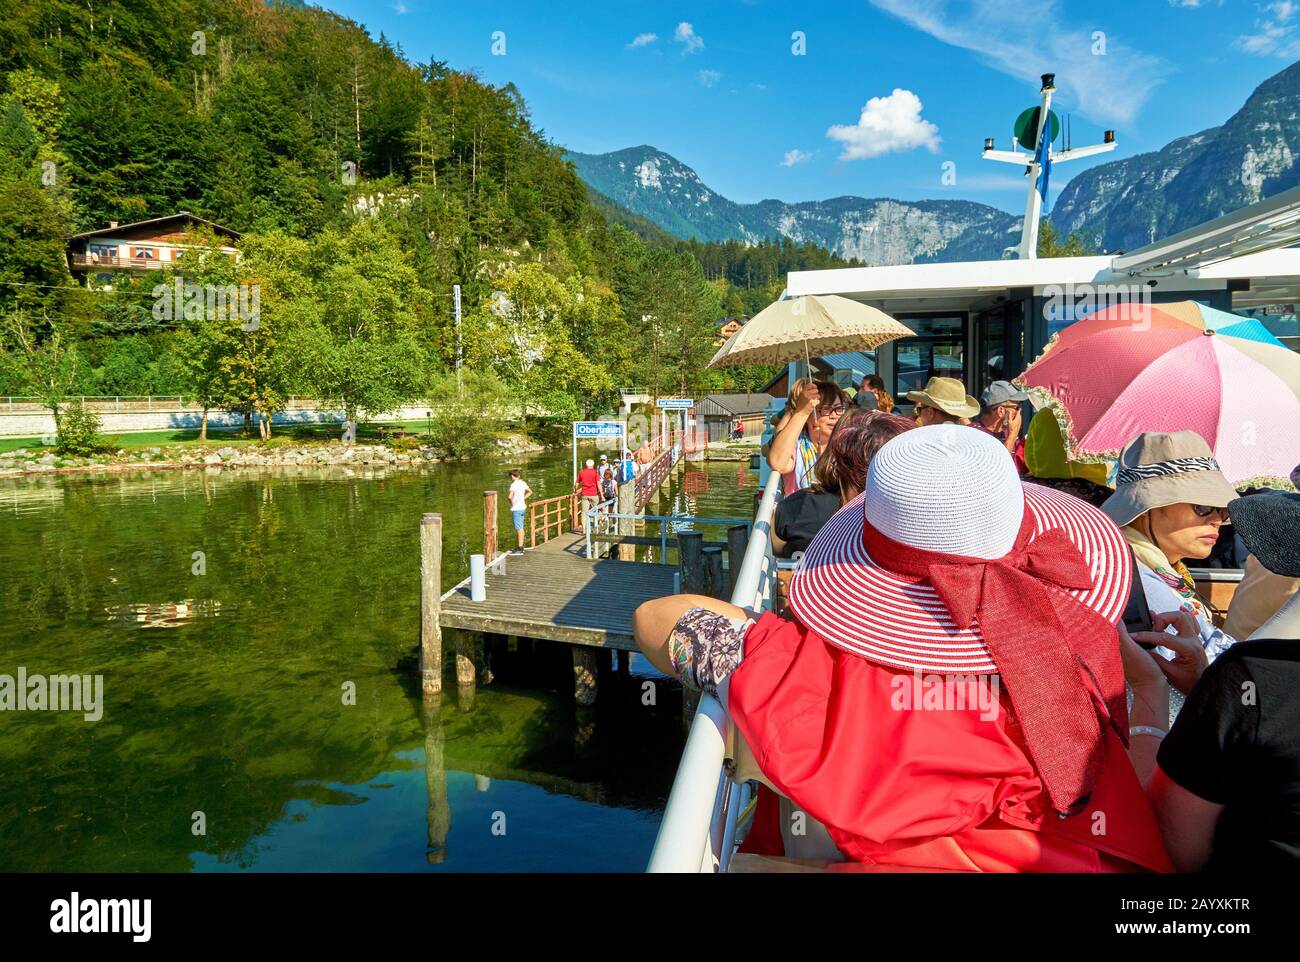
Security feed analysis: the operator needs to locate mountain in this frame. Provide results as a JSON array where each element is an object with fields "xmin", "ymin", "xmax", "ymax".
[
  {"xmin": 1051, "ymin": 60, "xmax": 1300, "ymax": 253},
  {"xmin": 565, "ymin": 146, "xmax": 1021, "ymax": 265}
]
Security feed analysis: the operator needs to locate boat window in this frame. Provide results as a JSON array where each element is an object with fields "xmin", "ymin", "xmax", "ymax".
[
  {"xmin": 975, "ymin": 301, "xmax": 1024, "ymax": 396},
  {"xmin": 891, "ymin": 315, "xmax": 965, "ymax": 400}
]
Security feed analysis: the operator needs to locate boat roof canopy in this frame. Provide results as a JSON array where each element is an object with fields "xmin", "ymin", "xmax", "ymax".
[
  {"xmin": 788, "ymin": 249, "xmax": 1300, "ymax": 312},
  {"xmin": 788, "ymin": 186, "xmax": 1300, "ymax": 312}
]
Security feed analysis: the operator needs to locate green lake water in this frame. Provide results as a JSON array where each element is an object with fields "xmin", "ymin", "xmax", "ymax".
[{"xmin": 0, "ymin": 451, "xmax": 757, "ymax": 871}]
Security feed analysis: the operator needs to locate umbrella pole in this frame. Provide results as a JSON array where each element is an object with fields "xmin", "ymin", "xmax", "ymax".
[{"xmin": 803, "ymin": 338, "xmax": 819, "ymax": 432}]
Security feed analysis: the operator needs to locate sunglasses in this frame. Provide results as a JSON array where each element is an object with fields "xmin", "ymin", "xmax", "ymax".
[
  {"xmin": 1191, "ymin": 504, "xmax": 1230, "ymax": 521},
  {"xmin": 819, "ymin": 403, "xmax": 847, "ymax": 415}
]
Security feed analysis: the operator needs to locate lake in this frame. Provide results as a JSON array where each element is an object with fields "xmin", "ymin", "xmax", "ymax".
[{"xmin": 0, "ymin": 451, "xmax": 757, "ymax": 871}]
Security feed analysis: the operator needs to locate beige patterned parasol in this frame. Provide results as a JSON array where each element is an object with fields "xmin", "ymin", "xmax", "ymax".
[{"xmin": 708, "ymin": 294, "xmax": 915, "ymax": 368}]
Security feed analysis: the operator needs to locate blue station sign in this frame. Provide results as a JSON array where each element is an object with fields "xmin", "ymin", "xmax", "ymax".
[{"xmin": 573, "ymin": 421, "xmax": 625, "ymax": 438}]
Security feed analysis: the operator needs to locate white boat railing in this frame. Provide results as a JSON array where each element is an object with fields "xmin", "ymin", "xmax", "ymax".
[{"xmin": 647, "ymin": 468, "xmax": 783, "ymax": 873}]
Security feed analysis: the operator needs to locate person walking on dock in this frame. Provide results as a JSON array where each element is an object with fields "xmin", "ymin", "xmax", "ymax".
[
  {"xmin": 508, "ymin": 469, "xmax": 532, "ymax": 554},
  {"xmin": 575, "ymin": 458, "xmax": 601, "ymax": 532}
]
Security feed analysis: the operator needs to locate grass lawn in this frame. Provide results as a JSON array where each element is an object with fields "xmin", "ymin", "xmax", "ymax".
[{"xmin": 0, "ymin": 420, "xmax": 438, "ymax": 455}]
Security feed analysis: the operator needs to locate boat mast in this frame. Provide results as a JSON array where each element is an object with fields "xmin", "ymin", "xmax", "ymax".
[{"xmin": 982, "ymin": 72, "xmax": 1117, "ymax": 259}]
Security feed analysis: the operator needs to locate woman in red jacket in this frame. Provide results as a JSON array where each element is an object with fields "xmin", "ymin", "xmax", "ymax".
[{"xmin": 635, "ymin": 424, "xmax": 1180, "ymax": 872}]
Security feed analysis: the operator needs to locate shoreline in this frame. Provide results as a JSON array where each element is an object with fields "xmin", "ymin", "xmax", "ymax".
[{"xmin": 0, "ymin": 435, "xmax": 551, "ymax": 479}]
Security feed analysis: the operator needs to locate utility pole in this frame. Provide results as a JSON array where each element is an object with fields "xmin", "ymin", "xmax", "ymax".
[{"xmin": 453, "ymin": 283, "xmax": 462, "ymax": 394}]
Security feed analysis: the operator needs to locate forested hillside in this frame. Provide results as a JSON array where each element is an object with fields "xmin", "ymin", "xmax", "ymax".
[{"xmin": 0, "ymin": 0, "xmax": 843, "ymax": 432}]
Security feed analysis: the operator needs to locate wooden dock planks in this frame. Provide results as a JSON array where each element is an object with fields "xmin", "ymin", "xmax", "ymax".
[{"xmin": 439, "ymin": 534, "xmax": 676, "ymax": 650}]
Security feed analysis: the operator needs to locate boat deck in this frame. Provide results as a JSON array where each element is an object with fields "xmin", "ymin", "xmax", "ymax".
[{"xmin": 439, "ymin": 534, "xmax": 676, "ymax": 650}]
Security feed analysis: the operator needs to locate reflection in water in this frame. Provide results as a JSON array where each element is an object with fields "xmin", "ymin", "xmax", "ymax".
[
  {"xmin": 0, "ymin": 457, "xmax": 754, "ymax": 871},
  {"xmin": 105, "ymin": 599, "xmax": 222, "ymax": 629},
  {"xmin": 422, "ymin": 696, "xmax": 450, "ymax": 865}
]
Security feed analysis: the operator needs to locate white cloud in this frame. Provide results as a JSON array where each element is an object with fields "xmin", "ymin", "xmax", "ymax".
[
  {"xmin": 867, "ymin": 0, "xmax": 1168, "ymax": 126},
  {"xmin": 697, "ymin": 69, "xmax": 721, "ymax": 88},
  {"xmin": 827, "ymin": 89, "xmax": 941, "ymax": 160},
  {"xmin": 391, "ymin": 1, "xmax": 408, "ymax": 12},
  {"xmin": 674, "ymin": 22, "xmax": 704, "ymax": 54},
  {"xmin": 781, "ymin": 149, "xmax": 813, "ymax": 167},
  {"xmin": 751, "ymin": 82, "xmax": 769, "ymax": 92},
  {"xmin": 627, "ymin": 32, "xmax": 658, "ymax": 48},
  {"xmin": 1237, "ymin": 0, "xmax": 1300, "ymax": 55}
]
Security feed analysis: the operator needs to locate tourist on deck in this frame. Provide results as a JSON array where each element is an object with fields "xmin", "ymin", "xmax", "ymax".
[
  {"xmin": 620, "ymin": 448, "xmax": 638, "ymax": 483},
  {"xmin": 635, "ymin": 426, "xmax": 1175, "ymax": 871},
  {"xmin": 507, "ymin": 469, "xmax": 532, "ymax": 555},
  {"xmin": 1223, "ymin": 464, "xmax": 1300, "ymax": 640},
  {"xmin": 858, "ymin": 374, "xmax": 894, "ymax": 413},
  {"xmin": 771, "ymin": 408, "xmax": 915, "ymax": 558},
  {"xmin": 852, "ymin": 378, "xmax": 877, "ymax": 411},
  {"xmin": 764, "ymin": 378, "xmax": 849, "ymax": 495},
  {"xmin": 906, "ymin": 376, "xmax": 980, "ymax": 426},
  {"xmin": 1143, "ymin": 491, "xmax": 1300, "ymax": 871},
  {"xmin": 971, "ymin": 381, "xmax": 1029, "ymax": 475},
  {"xmin": 1021, "ymin": 408, "xmax": 1112, "ymax": 508},
  {"xmin": 575, "ymin": 458, "xmax": 600, "ymax": 532},
  {"xmin": 1101, "ymin": 431, "xmax": 1240, "ymax": 663}
]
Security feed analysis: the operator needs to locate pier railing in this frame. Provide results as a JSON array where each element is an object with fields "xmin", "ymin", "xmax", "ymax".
[
  {"xmin": 647, "ymin": 468, "xmax": 783, "ymax": 873},
  {"xmin": 528, "ymin": 493, "xmax": 579, "ymax": 548},
  {"xmin": 634, "ymin": 440, "xmax": 678, "ymax": 509},
  {"xmin": 582, "ymin": 498, "xmax": 619, "ymax": 559},
  {"xmin": 585, "ymin": 505, "xmax": 753, "ymax": 563}
]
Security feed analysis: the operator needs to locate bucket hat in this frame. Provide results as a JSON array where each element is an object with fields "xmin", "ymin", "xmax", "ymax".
[
  {"xmin": 1100, "ymin": 431, "xmax": 1238, "ymax": 528},
  {"xmin": 906, "ymin": 376, "xmax": 980, "ymax": 418}
]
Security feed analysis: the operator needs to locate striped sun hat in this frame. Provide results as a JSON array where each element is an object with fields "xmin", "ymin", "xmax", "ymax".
[
  {"xmin": 789, "ymin": 425, "xmax": 1131, "ymax": 674},
  {"xmin": 787, "ymin": 425, "xmax": 1133, "ymax": 814}
]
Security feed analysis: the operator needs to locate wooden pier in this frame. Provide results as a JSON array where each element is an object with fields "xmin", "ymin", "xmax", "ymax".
[
  {"xmin": 439, "ymin": 534, "xmax": 676, "ymax": 650},
  {"xmin": 418, "ymin": 438, "xmax": 739, "ymax": 709}
]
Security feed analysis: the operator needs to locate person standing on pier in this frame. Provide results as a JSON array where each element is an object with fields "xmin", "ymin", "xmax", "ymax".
[
  {"xmin": 508, "ymin": 469, "xmax": 532, "ymax": 554},
  {"xmin": 575, "ymin": 458, "xmax": 601, "ymax": 532}
]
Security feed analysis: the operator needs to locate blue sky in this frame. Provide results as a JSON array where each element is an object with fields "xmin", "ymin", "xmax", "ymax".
[{"xmin": 322, "ymin": 0, "xmax": 1298, "ymax": 215}]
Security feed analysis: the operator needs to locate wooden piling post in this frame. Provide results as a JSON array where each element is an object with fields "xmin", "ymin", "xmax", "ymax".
[
  {"xmin": 456, "ymin": 631, "xmax": 477, "ymax": 688},
  {"xmin": 617, "ymin": 476, "xmax": 636, "ymax": 561},
  {"xmin": 573, "ymin": 647, "xmax": 599, "ymax": 706},
  {"xmin": 483, "ymin": 490, "xmax": 498, "ymax": 566},
  {"xmin": 703, "ymin": 546, "xmax": 724, "ymax": 600},
  {"xmin": 481, "ymin": 633, "xmax": 507, "ymax": 685},
  {"xmin": 420, "ymin": 513, "xmax": 443, "ymax": 696},
  {"xmin": 679, "ymin": 530, "xmax": 705, "ymax": 594},
  {"xmin": 727, "ymin": 525, "xmax": 748, "ymax": 599}
]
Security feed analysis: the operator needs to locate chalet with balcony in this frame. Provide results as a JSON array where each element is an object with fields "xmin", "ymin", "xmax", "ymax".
[
  {"xmin": 67, "ymin": 212, "xmax": 241, "ymax": 288},
  {"xmin": 714, "ymin": 315, "xmax": 747, "ymax": 346}
]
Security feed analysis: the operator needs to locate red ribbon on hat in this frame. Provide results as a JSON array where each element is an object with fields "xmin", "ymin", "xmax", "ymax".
[{"xmin": 862, "ymin": 510, "xmax": 1129, "ymax": 816}]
